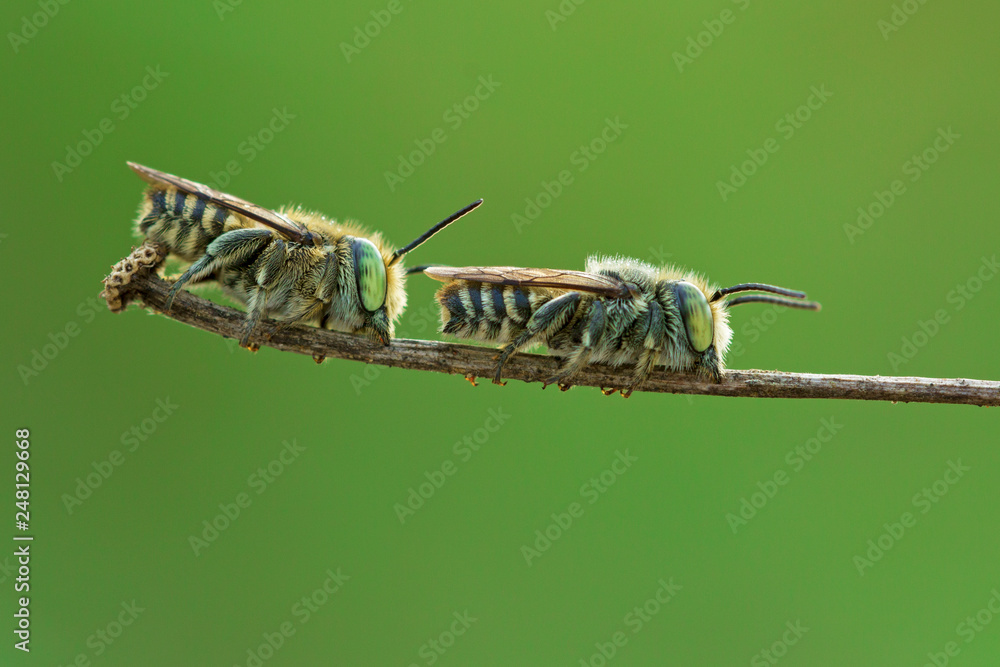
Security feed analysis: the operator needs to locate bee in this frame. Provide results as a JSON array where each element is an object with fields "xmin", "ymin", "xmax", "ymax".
[
  {"xmin": 417, "ymin": 256, "xmax": 820, "ymax": 395},
  {"xmin": 129, "ymin": 162, "xmax": 481, "ymax": 349}
]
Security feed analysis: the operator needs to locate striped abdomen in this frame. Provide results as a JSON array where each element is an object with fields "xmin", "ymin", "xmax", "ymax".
[
  {"xmin": 436, "ymin": 281, "xmax": 556, "ymax": 343},
  {"xmin": 135, "ymin": 186, "xmax": 245, "ymax": 261}
]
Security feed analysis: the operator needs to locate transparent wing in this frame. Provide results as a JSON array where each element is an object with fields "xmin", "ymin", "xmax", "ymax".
[
  {"xmin": 422, "ymin": 266, "xmax": 630, "ymax": 298},
  {"xmin": 128, "ymin": 161, "xmax": 319, "ymax": 246}
]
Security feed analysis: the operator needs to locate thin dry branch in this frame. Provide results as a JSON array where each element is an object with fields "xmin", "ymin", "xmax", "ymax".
[{"xmin": 101, "ymin": 245, "xmax": 1000, "ymax": 407}]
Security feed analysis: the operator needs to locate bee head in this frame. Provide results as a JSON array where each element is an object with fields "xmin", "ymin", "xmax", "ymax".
[
  {"xmin": 351, "ymin": 237, "xmax": 393, "ymax": 345},
  {"xmin": 671, "ymin": 281, "xmax": 716, "ymax": 354}
]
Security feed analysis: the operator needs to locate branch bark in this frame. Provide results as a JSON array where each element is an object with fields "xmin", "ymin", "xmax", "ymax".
[{"xmin": 101, "ymin": 245, "xmax": 1000, "ymax": 407}]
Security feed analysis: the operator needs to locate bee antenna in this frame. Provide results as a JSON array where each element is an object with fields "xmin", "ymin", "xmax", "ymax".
[
  {"xmin": 725, "ymin": 295, "xmax": 821, "ymax": 311},
  {"xmin": 388, "ymin": 199, "xmax": 484, "ymax": 267},
  {"xmin": 405, "ymin": 264, "xmax": 440, "ymax": 276},
  {"xmin": 710, "ymin": 282, "xmax": 808, "ymax": 302}
]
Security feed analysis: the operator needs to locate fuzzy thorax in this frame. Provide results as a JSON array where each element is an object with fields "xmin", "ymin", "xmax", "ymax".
[
  {"xmin": 586, "ymin": 255, "xmax": 733, "ymax": 363},
  {"xmin": 277, "ymin": 206, "xmax": 409, "ymax": 329}
]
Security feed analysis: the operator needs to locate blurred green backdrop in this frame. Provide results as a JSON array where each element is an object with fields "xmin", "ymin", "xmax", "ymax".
[{"xmin": 3, "ymin": 0, "xmax": 999, "ymax": 665}]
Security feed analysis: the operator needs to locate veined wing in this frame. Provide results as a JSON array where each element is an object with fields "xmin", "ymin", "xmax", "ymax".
[
  {"xmin": 128, "ymin": 161, "xmax": 320, "ymax": 246},
  {"xmin": 422, "ymin": 266, "xmax": 631, "ymax": 298}
]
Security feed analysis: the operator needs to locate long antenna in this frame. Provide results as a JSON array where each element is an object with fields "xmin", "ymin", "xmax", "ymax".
[
  {"xmin": 726, "ymin": 295, "xmax": 821, "ymax": 310},
  {"xmin": 405, "ymin": 264, "xmax": 440, "ymax": 275},
  {"xmin": 711, "ymin": 283, "xmax": 808, "ymax": 302},
  {"xmin": 388, "ymin": 199, "xmax": 483, "ymax": 267}
]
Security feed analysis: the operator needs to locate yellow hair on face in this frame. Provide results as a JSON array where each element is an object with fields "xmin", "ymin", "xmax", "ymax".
[{"xmin": 276, "ymin": 206, "xmax": 408, "ymax": 325}]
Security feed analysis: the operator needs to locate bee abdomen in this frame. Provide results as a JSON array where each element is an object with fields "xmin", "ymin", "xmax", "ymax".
[
  {"xmin": 136, "ymin": 186, "xmax": 245, "ymax": 262},
  {"xmin": 437, "ymin": 281, "xmax": 550, "ymax": 343}
]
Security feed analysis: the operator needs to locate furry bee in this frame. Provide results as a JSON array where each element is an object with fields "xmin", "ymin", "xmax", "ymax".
[
  {"xmin": 129, "ymin": 162, "xmax": 481, "ymax": 349},
  {"xmin": 418, "ymin": 256, "xmax": 820, "ymax": 394}
]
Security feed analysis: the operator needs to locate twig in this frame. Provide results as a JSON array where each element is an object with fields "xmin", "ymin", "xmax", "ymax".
[{"xmin": 101, "ymin": 244, "xmax": 1000, "ymax": 407}]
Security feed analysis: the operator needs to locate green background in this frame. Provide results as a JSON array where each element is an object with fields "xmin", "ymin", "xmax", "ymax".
[{"xmin": 3, "ymin": 0, "xmax": 999, "ymax": 665}]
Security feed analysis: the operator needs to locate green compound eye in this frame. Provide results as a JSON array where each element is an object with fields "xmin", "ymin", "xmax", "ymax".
[
  {"xmin": 352, "ymin": 238, "xmax": 387, "ymax": 313},
  {"xmin": 673, "ymin": 281, "xmax": 714, "ymax": 353}
]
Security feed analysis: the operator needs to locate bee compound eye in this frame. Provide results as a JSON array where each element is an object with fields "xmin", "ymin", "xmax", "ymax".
[
  {"xmin": 674, "ymin": 281, "xmax": 714, "ymax": 353},
  {"xmin": 352, "ymin": 238, "xmax": 387, "ymax": 313}
]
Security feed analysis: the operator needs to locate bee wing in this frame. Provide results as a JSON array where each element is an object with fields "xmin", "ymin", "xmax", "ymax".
[
  {"xmin": 422, "ymin": 266, "xmax": 631, "ymax": 298},
  {"xmin": 128, "ymin": 161, "xmax": 319, "ymax": 246}
]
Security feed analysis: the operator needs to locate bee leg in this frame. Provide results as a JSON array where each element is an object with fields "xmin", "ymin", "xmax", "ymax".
[
  {"xmin": 544, "ymin": 300, "xmax": 606, "ymax": 388},
  {"xmin": 241, "ymin": 238, "xmax": 303, "ymax": 350},
  {"xmin": 260, "ymin": 318, "xmax": 293, "ymax": 341},
  {"xmin": 164, "ymin": 229, "xmax": 273, "ymax": 311},
  {"xmin": 264, "ymin": 299, "xmax": 326, "ymax": 342},
  {"xmin": 694, "ymin": 347, "xmax": 724, "ymax": 382},
  {"xmin": 491, "ymin": 355, "xmax": 510, "ymax": 386},
  {"xmin": 493, "ymin": 293, "xmax": 581, "ymax": 385},
  {"xmin": 623, "ymin": 301, "xmax": 667, "ymax": 398},
  {"xmin": 239, "ymin": 288, "xmax": 268, "ymax": 350}
]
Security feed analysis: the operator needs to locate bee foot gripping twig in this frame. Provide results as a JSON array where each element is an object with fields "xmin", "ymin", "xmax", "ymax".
[{"xmin": 100, "ymin": 262, "xmax": 1000, "ymax": 407}]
